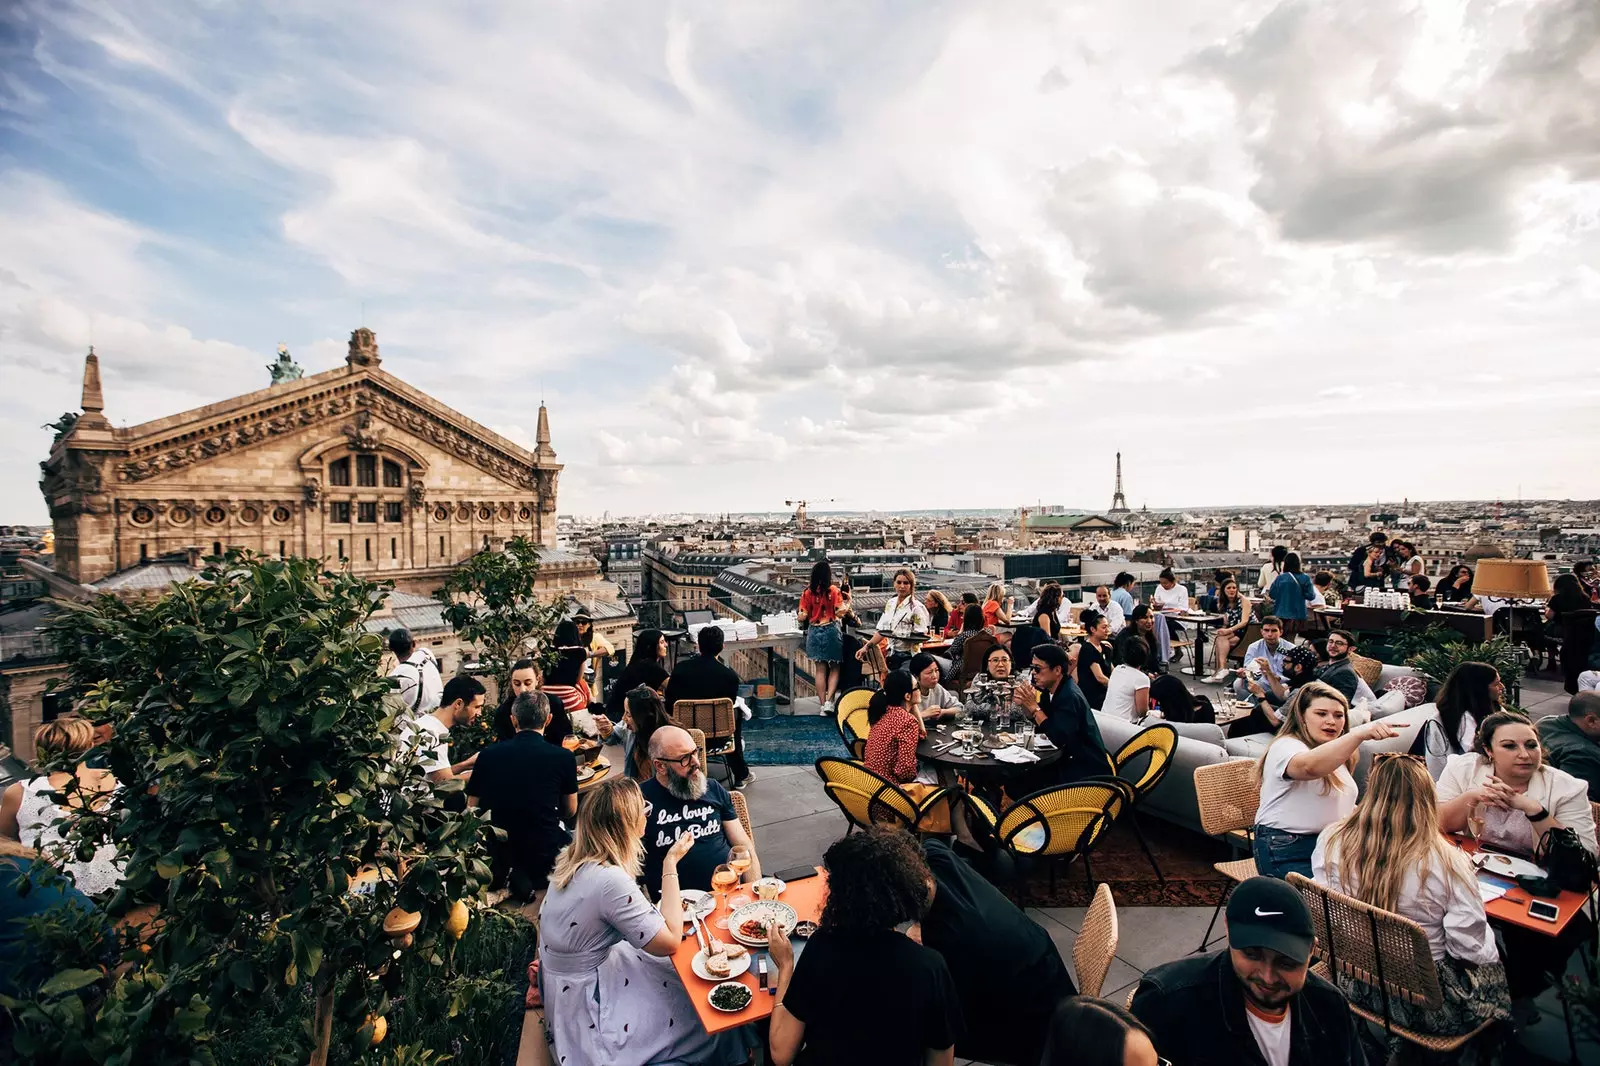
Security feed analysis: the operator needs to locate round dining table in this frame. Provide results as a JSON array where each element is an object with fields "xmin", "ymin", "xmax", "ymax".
[{"xmin": 916, "ymin": 726, "xmax": 1063, "ymax": 776}]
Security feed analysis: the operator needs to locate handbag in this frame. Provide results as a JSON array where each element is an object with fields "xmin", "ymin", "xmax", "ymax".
[{"xmin": 1531, "ymin": 825, "xmax": 1599, "ymax": 894}]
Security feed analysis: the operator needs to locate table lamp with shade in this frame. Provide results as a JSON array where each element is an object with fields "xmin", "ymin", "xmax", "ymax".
[{"xmin": 1471, "ymin": 559, "xmax": 1553, "ymax": 653}]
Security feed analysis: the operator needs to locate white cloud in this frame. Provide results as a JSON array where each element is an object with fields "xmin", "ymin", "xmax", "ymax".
[{"xmin": 0, "ymin": 0, "xmax": 1596, "ymax": 518}]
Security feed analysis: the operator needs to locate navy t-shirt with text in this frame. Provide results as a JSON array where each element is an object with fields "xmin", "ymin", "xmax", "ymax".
[{"xmin": 639, "ymin": 776, "xmax": 736, "ymax": 898}]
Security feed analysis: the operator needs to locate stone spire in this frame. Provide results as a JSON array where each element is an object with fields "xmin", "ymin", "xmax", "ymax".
[
  {"xmin": 78, "ymin": 348, "xmax": 110, "ymax": 428},
  {"xmin": 535, "ymin": 402, "xmax": 556, "ymax": 459}
]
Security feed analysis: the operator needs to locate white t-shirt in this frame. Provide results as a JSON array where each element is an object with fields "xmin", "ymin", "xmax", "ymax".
[
  {"xmin": 1153, "ymin": 583, "xmax": 1189, "ymax": 612},
  {"xmin": 1254, "ymin": 737, "xmax": 1357, "ymax": 835},
  {"xmin": 1246, "ymin": 1003, "xmax": 1291, "ymax": 1066},
  {"xmin": 1100, "ymin": 664, "xmax": 1150, "ymax": 722},
  {"xmin": 397, "ymin": 713, "xmax": 450, "ymax": 776},
  {"xmin": 389, "ymin": 648, "xmax": 443, "ymax": 713}
]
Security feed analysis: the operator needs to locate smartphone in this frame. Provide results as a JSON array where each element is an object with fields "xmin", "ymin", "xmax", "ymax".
[
  {"xmin": 1528, "ymin": 899, "xmax": 1560, "ymax": 923},
  {"xmin": 773, "ymin": 865, "xmax": 820, "ymax": 883}
]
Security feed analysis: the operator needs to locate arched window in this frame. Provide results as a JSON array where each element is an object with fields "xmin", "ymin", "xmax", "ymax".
[
  {"xmin": 383, "ymin": 460, "xmax": 403, "ymax": 487},
  {"xmin": 329, "ymin": 458, "xmax": 351, "ymax": 486}
]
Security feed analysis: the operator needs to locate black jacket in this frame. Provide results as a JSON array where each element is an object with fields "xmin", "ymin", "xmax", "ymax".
[
  {"xmin": 662, "ymin": 653, "xmax": 741, "ymax": 713},
  {"xmin": 1131, "ymin": 950, "xmax": 1362, "ymax": 1066},
  {"xmin": 1317, "ymin": 658, "xmax": 1360, "ymax": 703},
  {"xmin": 1037, "ymin": 679, "xmax": 1111, "ymax": 783}
]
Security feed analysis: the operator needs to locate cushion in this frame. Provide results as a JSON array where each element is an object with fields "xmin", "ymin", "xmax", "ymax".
[
  {"xmin": 1167, "ymin": 721, "xmax": 1228, "ymax": 749},
  {"xmin": 1384, "ymin": 674, "xmax": 1428, "ymax": 709},
  {"xmin": 1225, "ymin": 734, "xmax": 1273, "ymax": 759},
  {"xmin": 1347, "ymin": 652, "xmax": 1384, "ymax": 690}
]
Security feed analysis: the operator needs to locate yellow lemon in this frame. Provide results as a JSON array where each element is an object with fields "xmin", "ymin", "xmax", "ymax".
[
  {"xmin": 366, "ymin": 1015, "xmax": 387, "ymax": 1046},
  {"xmin": 445, "ymin": 900, "xmax": 470, "ymax": 940}
]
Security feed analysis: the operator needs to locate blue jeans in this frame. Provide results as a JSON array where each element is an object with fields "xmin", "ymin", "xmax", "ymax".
[{"xmin": 1252, "ymin": 825, "xmax": 1318, "ymax": 881}]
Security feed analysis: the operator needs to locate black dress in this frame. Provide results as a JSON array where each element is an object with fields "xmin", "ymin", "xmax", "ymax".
[{"xmin": 1075, "ymin": 638, "xmax": 1111, "ymax": 709}]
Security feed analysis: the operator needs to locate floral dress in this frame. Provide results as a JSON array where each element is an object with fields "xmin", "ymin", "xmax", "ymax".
[{"xmin": 538, "ymin": 862, "xmax": 747, "ymax": 1066}]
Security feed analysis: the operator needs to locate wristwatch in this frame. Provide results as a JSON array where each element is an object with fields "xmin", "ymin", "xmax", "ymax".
[{"xmin": 1527, "ymin": 805, "xmax": 1550, "ymax": 822}]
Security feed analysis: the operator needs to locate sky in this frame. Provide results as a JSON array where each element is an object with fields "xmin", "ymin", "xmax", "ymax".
[{"xmin": 1, "ymin": 0, "xmax": 1597, "ymax": 523}]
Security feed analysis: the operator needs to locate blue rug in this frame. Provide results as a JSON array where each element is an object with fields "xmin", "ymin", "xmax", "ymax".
[{"xmin": 742, "ymin": 715, "xmax": 849, "ymax": 765}]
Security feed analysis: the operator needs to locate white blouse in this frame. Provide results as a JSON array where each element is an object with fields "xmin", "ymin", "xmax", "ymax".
[
  {"xmin": 876, "ymin": 595, "xmax": 931, "ymax": 649},
  {"xmin": 1435, "ymin": 754, "xmax": 1597, "ymax": 857},
  {"xmin": 1313, "ymin": 830, "xmax": 1501, "ymax": 967}
]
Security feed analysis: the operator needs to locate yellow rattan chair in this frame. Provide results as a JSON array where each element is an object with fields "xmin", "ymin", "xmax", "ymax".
[
  {"xmin": 1110, "ymin": 723, "xmax": 1178, "ymax": 884},
  {"xmin": 834, "ymin": 687, "xmax": 876, "ymax": 760},
  {"xmin": 962, "ymin": 778, "xmax": 1133, "ymax": 900},
  {"xmin": 1193, "ymin": 758, "xmax": 1261, "ymax": 951},
  {"xmin": 1287, "ymin": 874, "xmax": 1498, "ymax": 1054},
  {"xmin": 814, "ymin": 757, "xmax": 950, "ymax": 834},
  {"xmin": 1074, "ymin": 883, "xmax": 1119, "ymax": 997}
]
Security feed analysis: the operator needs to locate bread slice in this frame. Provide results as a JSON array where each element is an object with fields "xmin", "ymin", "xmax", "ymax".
[
  {"xmin": 722, "ymin": 943, "xmax": 748, "ymax": 961},
  {"xmin": 704, "ymin": 952, "xmax": 731, "ymax": 979}
]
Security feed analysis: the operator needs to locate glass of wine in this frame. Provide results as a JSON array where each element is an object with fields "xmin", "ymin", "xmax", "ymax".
[
  {"xmin": 1467, "ymin": 801, "xmax": 1486, "ymax": 841},
  {"xmin": 711, "ymin": 863, "xmax": 739, "ymax": 929},
  {"xmin": 729, "ymin": 845, "xmax": 752, "ymax": 882}
]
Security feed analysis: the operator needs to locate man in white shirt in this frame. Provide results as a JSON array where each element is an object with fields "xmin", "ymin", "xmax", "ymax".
[
  {"xmin": 1094, "ymin": 586, "xmax": 1126, "ymax": 634},
  {"xmin": 388, "ymin": 628, "xmax": 442, "ymax": 714},
  {"xmin": 396, "ymin": 675, "xmax": 486, "ymax": 787}
]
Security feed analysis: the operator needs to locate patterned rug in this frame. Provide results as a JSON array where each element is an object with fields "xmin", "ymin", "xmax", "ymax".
[
  {"xmin": 1016, "ymin": 815, "xmax": 1236, "ymax": 907},
  {"xmin": 741, "ymin": 715, "xmax": 850, "ymax": 765}
]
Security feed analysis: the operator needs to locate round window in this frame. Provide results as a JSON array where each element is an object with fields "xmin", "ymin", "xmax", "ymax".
[
  {"xmin": 434, "ymin": 505, "xmax": 450, "ymax": 522},
  {"xmin": 240, "ymin": 506, "xmax": 260, "ymax": 524},
  {"xmin": 169, "ymin": 506, "xmax": 192, "ymax": 524},
  {"xmin": 478, "ymin": 506, "xmax": 493, "ymax": 521},
  {"xmin": 205, "ymin": 506, "xmax": 227, "ymax": 525},
  {"xmin": 456, "ymin": 505, "xmax": 471, "ymax": 522},
  {"xmin": 497, "ymin": 505, "xmax": 512, "ymax": 521},
  {"xmin": 130, "ymin": 506, "xmax": 154, "ymax": 526},
  {"xmin": 271, "ymin": 506, "xmax": 292, "ymax": 524},
  {"xmin": 518, "ymin": 506, "xmax": 532, "ymax": 521}
]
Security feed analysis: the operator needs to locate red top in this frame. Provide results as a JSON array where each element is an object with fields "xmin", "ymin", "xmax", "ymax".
[
  {"xmin": 800, "ymin": 586, "xmax": 843, "ymax": 625},
  {"xmin": 982, "ymin": 600, "xmax": 1005, "ymax": 627},
  {"xmin": 863, "ymin": 706, "xmax": 922, "ymax": 783}
]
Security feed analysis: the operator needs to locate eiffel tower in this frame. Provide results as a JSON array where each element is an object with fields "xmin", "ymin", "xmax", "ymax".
[{"xmin": 1110, "ymin": 452, "xmax": 1130, "ymax": 514}]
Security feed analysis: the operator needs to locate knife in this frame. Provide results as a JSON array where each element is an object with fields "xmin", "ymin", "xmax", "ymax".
[{"xmin": 689, "ymin": 910, "xmax": 710, "ymax": 957}]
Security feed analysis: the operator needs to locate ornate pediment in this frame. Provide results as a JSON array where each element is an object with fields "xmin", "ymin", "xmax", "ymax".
[{"xmin": 114, "ymin": 380, "xmax": 544, "ymax": 490}]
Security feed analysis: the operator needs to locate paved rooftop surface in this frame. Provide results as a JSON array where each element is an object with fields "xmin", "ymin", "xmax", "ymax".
[{"xmin": 740, "ymin": 671, "xmax": 1594, "ymax": 1066}]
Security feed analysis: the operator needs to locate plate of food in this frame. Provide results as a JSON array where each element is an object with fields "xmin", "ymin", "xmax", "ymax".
[
  {"xmin": 751, "ymin": 877, "xmax": 786, "ymax": 900},
  {"xmin": 708, "ymin": 981, "xmax": 754, "ymax": 1013},
  {"xmin": 679, "ymin": 889, "xmax": 715, "ymax": 922},
  {"xmin": 728, "ymin": 900, "xmax": 798, "ymax": 947},
  {"xmin": 1473, "ymin": 851, "xmax": 1546, "ymax": 880},
  {"xmin": 575, "ymin": 764, "xmax": 595, "ymax": 782},
  {"xmin": 692, "ymin": 942, "xmax": 751, "ymax": 981}
]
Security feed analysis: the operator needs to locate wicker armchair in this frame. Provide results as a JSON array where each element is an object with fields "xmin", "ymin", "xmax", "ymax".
[
  {"xmin": 1074, "ymin": 883, "xmax": 1119, "ymax": 998},
  {"xmin": 1193, "ymin": 759, "xmax": 1260, "ymax": 952},
  {"xmin": 730, "ymin": 790, "xmax": 754, "ymax": 844},
  {"xmin": 1110, "ymin": 723, "xmax": 1178, "ymax": 883},
  {"xmin": 835, "ymin": 687, "xmax": 875, "ymax": 760},
  {"xmin": 672, "ymin": 698, "xmax": 737, "ymax": 776},
  {"xmin": 814, "ymin": 757, "xmax": 950, "ymax": 835},
  {"xmin": 962, "ymin": 778, "xmax": 1134, "ymax": 901},
  {"xmin": 1287, "ymin": 873, "xmax": 1498, "ymax": 1053}
]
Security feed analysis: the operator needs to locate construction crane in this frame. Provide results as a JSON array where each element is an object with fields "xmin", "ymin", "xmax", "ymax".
[{"xmin": 785, "ymin": 498, "xmax": 834, "ymax": 531}]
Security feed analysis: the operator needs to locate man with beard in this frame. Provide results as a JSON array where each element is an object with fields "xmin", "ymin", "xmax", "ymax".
[
  {"xmin": 1131, "ymin": 877, "xmax": 1361, "ymax": 1066},
  {"xmin": 1315, "ymin": 630, "xmax": 1361, "ymax": 703},
  {"xmin": 638, "ymin": 725, "xmax": 761, "ymax": 898}
]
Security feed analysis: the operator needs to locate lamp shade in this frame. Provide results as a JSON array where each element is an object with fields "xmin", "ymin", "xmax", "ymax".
[{"xmin": 1471, "ymin": 559, "xmax": 1553, "ymax": 600}]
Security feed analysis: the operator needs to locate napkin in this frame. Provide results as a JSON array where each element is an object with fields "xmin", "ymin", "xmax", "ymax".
[
  {"xmin": 1029, "ymin": 736, "xmax": 1056, "ymax": 750},
  {"xmin": 990, "ymin": 746, "xmax": 1040, "ymax": 764}
]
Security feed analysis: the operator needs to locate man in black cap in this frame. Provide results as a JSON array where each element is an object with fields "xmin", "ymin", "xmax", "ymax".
[{"xmin": 1129, "ymin": 877, "xmax": 1362, "ymax": 1066}]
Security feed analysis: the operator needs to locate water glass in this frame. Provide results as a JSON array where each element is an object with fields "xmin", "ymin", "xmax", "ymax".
[{"xmin": 1017, "ymin": 721, "xmax": 1035, "ymax": 750}]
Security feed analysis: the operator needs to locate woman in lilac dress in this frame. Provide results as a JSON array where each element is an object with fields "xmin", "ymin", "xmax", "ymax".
[{"xmin": 538, "ymin": 776, "xmax": 750, "ymax": 1066}]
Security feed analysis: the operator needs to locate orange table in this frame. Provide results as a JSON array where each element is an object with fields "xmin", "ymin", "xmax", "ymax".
[
  {"xmin": 1455, "ymin": 836, "xmax": 1591, "ymax": 936},
  {"xmin": 671, "ymin": 871, "xmax": 828, "ymax": 1034}
]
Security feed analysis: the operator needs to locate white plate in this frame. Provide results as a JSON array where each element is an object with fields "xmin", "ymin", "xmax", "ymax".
[
  {"xmin": 679, "ymin": 889, "xmax": 715, "ymax": 922},
  {"xmin": 728, "ymin": 900, "xmax": 798, "ymax": 947},
  {"xmin": 575, "ymin": 764, "xmax": 595, "ymax": 782},
  {"xmin": 692, "ymin": 949, "xmax": 752, "ymax": 981},
  {"xmin": 751, "ymin": 877, "xmax": 786, "ymax": 899},
  {"xmin": 707, "ymin": 980, "xmax": 754, "ymax": 1013},
  {"xmin": 1474, "ymin": 851, "xmax": 1547, "ymax": 880}
]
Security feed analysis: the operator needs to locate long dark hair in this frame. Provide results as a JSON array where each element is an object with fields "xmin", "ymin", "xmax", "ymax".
[
  {"xmin": 630, "ymin": 628, "xmax": 664, "ymax": 664},
  {"xmin": 1040, "ymin": 997, "xmax": 1155, "ymax": 1066},
  {"xmin": 960, "ymin": 603, "xmax": 984, "ymax": 632},
  {"xmin": 623, "ymin": 686, "xmax": 669, "ymax": 777},
  {"xmin": 867, "ymin": 670, "xmax": 916, "ymax": 726},
  {"xmin": 817, "ymin": 827, "xmax": 930, "ymax": 936},
  {"xmin": 1551, "ymin": 574, "xmax": 1589, "ymax": 614},
  {"xmin": 547, "ymin": 620, "xmax": 587, "ymax": 686},
  {"xmin": 1436, "ymin": 661, "xmax": 1501, "ymax": 754},
  {"xmin": 1440, "ymin": 564, "xmax": 1473, "ymax": 597},
  {"xmin": 808, "ymin": 559, "xmax": 832, "ymax": 599},
  {"xmin": 1035, "ymin": 583, "xmax": 1063, "ymax": 620},
  {"xmin": 1283, "ymin": 551, "xmax": 1303, "ymax": 574}
]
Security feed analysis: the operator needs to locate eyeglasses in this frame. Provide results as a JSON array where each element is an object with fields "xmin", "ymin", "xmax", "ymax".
[{"xmin": 658, "ymin": 751, "xmax": 699, "ymax": 769}]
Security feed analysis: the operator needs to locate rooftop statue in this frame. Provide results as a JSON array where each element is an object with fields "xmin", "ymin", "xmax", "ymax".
[{"xmin": 268, "ymin": 344, "xmax": 304, "ymax": 385}]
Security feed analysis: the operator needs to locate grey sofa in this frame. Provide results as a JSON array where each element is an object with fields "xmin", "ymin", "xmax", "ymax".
[{"xmin": 1094, "ymin": 713, "xmax": 1241, "ymax": 834}]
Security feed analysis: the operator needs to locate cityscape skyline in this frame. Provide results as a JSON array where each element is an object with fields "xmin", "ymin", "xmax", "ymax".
[{"xmin": 2, "ymin": 2, "xmax": 1597, "ymax": 521}]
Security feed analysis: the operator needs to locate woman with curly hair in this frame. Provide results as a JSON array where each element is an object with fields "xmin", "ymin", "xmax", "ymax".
[{"xmin": 768, "ymin": 827, "xmax": 963, "ymax": 1066}]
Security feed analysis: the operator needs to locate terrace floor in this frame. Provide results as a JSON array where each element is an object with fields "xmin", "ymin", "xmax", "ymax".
[{"xmin": 738, "ymin": 669, "xmax": 1594, "ymax": 1065}]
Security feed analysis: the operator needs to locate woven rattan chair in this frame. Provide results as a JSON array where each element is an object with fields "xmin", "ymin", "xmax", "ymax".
[
  {"xmin": 1073, "ymin": 883, "xmax": 1119, "ymax": 997},
  {"xmin": 835, "ymin": 687, "xmax": 876, "ymax": 760},
  {"xmin": 1193, "ymin": 758, "xmax": 1261, "ymax": 952},
  {"xmin": 672, "ymin": 698, "xmax": 737, "ymax": 775},
  {"xmin": 687, "ymin": 727, "xmax": 708, "ymax": 771},
  {"xmin": 730, "ymin": 790, "xmax": 754, "ymax": 844},
  {"xmin": 814, "ymin": 757, "xmax": 950, "ymax": 835},
  {"xmin": 962, "ymin": 778, "xmax": 1134, "ymax": 900},
  {"xmin": 1286, "ymin": 873, "xmax": 1497, "ymax": 1053},
  {"xmin": 1348, "ymin": 651, "xmax": 1384, "ymax": 691},
  {"xmin": 1110, "ymin": 723, "xmax": 1178, "ymax": 884}
]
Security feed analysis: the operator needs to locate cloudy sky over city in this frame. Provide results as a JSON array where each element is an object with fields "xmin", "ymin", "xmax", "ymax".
[{"xmin": 1, "ymin": 0, "xmax": 1596, "ymax": 521}]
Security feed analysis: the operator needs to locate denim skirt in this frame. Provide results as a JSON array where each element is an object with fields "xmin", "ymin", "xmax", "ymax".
[{"xmin": 805, "ymin": 621, "xmax": 842, "ymax": 663}]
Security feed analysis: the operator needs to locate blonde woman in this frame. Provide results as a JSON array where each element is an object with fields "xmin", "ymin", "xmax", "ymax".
[
  {"xmin": 0, "ymin": 719, "xmax": 121, "ymax": 895},
  {"xmin": 537, "ymin": 776, "xmax": 749, "ymax": 1066},
  {"xmin": 1251, "ymin": 683, "xmax": 1402, "ymax": 879},
  {"xmin": 871, "ymin": 568, "xmax": 930, "ymax": 669},
  {"xmin": 1313, "ymin": 755, "xmax": 1510, "ymax": 1042},
  {"xmin": 981, "ymin": 582, "xmax": 1012, "ymax": 628}
]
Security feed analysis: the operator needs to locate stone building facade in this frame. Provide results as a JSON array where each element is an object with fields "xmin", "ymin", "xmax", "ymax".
[{"xmin": 39, "ymin": 328, "xmax": 561, "ymax": 596}]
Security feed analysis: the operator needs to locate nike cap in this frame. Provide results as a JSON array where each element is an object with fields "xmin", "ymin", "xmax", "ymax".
[{"xmin": 1227, "ymin": 876, "xmax": 1314, "ymax": 964}]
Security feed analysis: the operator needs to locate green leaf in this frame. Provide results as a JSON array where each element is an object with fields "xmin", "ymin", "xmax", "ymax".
[
  {"xmin": 312, "ymin": 703, "xmax": 342, "ymax": 732},
  {"xmin": 156, "ymin": 858, "xmax": 182, "ymax": 879},
  {"xmin": 227, "ymin": 959, "xmax": 255, "ymax": 991},
  {"xmin": 334, "ymin": 792, "xmax": 354, "ymax": 806},
  {"xmin": 39, "ymin": 968, "xmax": 103, "ymax": 996}
]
